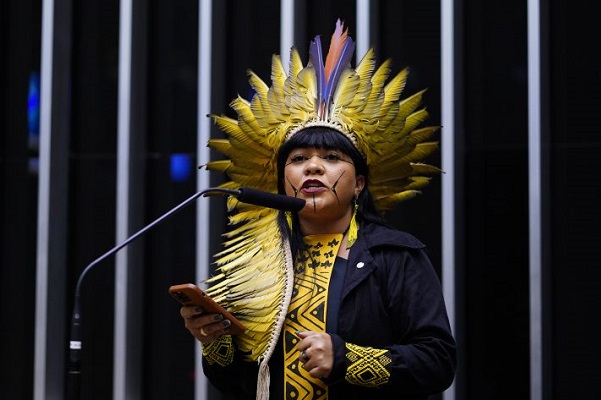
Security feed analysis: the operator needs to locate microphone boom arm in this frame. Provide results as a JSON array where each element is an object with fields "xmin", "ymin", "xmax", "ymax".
[
  {"xmin": 66, "ymin": 186, "xmax": 305, "ymax": 399},
  {"xmin": 67, "ymin": 186, "xmax": 239, "ymax": 400},
  {"xmin": 73, "ymin": 187, "xmax": 239, "ymax": 297}
]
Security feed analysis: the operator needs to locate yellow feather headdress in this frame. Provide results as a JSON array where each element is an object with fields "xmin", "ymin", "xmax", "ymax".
[
  {"xmin": 206, "ymin": 19, "xmax": 440, "ymax": 211},
  {"xmin": 202, "ymin": 19, "xmax": 441, "ymax": 389}
]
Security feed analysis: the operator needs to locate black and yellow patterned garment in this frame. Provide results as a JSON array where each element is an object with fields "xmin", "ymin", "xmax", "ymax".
[
  {"xmin": 283, "ymin": 233, "xmax": 343, "ymax": 400},
  {"xmin": 345, "ymin": 343, "xmax": 392, "ymax": 386}
]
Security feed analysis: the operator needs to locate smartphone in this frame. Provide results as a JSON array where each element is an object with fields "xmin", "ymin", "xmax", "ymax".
[{"xmin": 169, "ymin": 283, "xmax": 245, "ymax": 335}]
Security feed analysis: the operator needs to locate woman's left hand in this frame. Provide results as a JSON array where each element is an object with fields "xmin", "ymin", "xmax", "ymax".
[{"xmin": 297, "ymin": 331, "xmax": 334, "ymax": 379}]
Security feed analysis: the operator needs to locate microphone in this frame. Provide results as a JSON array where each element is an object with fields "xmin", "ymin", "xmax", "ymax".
[
  {"xmin": 66, "ymin": 187, "xmax": 305, "ymax": 399},
  {"xmin": 236, "ymin": 187, "xmax": 305, "ymax": 212}
]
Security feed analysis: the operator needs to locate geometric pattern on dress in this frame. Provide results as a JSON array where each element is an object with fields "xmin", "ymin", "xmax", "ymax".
[{"xmin": 283, "ymin": 234, "xmax": 343, "ymax": 400}]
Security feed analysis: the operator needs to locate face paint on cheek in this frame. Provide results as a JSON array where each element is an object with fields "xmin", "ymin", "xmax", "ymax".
[
  {"xmin": 330, "ymin": 171, "xmax": 346, "ymax": 204},
  {"xmin": 285, "ymin": 175, "xmax": 299, "ymax": 197}
]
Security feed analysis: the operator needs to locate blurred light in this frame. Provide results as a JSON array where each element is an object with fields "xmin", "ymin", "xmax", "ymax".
[
  {"xmin": 28, "ymin": 72, "xmax": 40, "ymax": 151},
  {"xmin": 170, "ymin": 153, "xmax": 192, "ymax": 182}
]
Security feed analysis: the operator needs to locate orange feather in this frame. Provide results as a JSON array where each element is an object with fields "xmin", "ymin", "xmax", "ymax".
[{"xmin": 324, "ymin": 19, "xmax": 349, "ymax": 83}]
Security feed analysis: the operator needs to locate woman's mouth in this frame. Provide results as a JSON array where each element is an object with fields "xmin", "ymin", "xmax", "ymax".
[{"xmin": 301, "ymin": 180, "xmax": 327, "ymax": 194}]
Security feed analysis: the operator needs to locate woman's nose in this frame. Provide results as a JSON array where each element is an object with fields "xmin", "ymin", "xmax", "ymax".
[{"xmin": 304, "ymin": 155, "xmax": 324, "ymax": 174}]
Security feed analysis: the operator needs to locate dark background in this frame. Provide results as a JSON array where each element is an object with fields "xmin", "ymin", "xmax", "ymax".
[{"xmin": 1, "ymin": 0, "xmax": 600, "ymax": 399}]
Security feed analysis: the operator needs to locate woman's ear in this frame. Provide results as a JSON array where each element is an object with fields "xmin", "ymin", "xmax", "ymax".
[{"xmin": 355, "ymin": 175, "xmax": 366, "ymax": 197}]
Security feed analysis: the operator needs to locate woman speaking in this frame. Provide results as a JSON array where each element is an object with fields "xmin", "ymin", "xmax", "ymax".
[{"xmin": 179, "ymin": 19, "xmax": 456, "ymax": 400}]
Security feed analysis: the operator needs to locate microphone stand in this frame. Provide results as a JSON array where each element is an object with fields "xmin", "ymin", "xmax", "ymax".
[{"xmin": 66, "ymin": 187, "xmax": 239, "ymax": 400}]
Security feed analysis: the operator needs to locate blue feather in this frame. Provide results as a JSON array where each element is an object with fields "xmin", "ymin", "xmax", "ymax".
[
  {"xmin": 309, "ymin": 35, "xmax": 326, "ymax": 115},
  {"xmin": 322, "ymin": 38, "xmax": 355, "ymax": 118}
]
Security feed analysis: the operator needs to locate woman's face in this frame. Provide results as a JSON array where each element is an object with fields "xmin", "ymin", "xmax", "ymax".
[{"xmin": 283, "ymin": 147, "xmax": 365, "ymax": 227}]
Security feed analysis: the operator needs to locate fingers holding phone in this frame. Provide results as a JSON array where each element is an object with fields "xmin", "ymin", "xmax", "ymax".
[
  {"xmin": 181, "ymin": 306, "xmax": 232, "ymax": 343},
  {"xmin": 169, "ymin": 283, "xmax": 245, "ymax": 340}
]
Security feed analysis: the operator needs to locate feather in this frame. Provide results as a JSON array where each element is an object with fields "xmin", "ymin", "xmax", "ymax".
[
  {"xmin": 207, "ymin": 138, "xmax": 231, "ymax": 154},
  {"xmin": 204, "ymin": 208, "xmax": 289, "ymax": 361},
  {"xmin": 204, "ymin": 159, "xmax": 231, "ymax": 172},
  {"xmin": 247, "ymin": 69, "xmax": 269, "ymax": 94},
  {"xmin": 324, "ymin": 20, "xmax": 348, "ymax": 81},
  {"xmin": 382, "ymin": 68, "xmax": 408, "ymax": 107},
  {"xmin": 376, "ymin": 68, "xmax": 409, "ymax": 128},
  {"xmin": 212, "ymin": 114, "xmax": 272, "ymax": 157},
  {"xmin": 322, "ymin": 20, "xmax": 355, "ymax": 119},
  {"xmin": 268, "ymin": 55, "xmax": 287, "ymax": 117},
  {"xmin": 331, "ymin": 69, "xmax": 360, "ymax": 114},
  {"xmin": 369, "ymin": 163, "xmax": 440, "ymax": 185},
  {"xmin": 376, "ymin": 190, "xmax": 422, "ymax": 210},
  {"xmin": 288, "ymin": 66, "xmax": 317, "ymax": 114},
  {"xmin": 355, "ymin": 47, "xmax": 377, "ymax": 79},
  {"xmin": 396, "ymin": 89, "xmax": 426, "ymax": 122},
  {"xmin": 285, "ymin": 47, "xmax": 304, "ymax": 96},
  {"xmin": 398, "ymin": 108, "xmax": 430, "ymax": 137},
  {"xmin": 308, "ymin": 35, "xmax": 325, "ymax": 115},
  {"xmin": 347, "ymin": 48, "xmax": 376, "ymax": 109},
  {"xmin": 361, "ymin": 59, "xmax": 391, "ymax": 117},
  {"xmin": 229, "ymin": 97, "xmax": 263, "ymax": 134},
  {"xmin": 248, "ymin": 70, "xmax": 279, "ymax": 125},
  {"xmin": 375, "ymin": 126, "xmax": 438, "ymax": 164}
]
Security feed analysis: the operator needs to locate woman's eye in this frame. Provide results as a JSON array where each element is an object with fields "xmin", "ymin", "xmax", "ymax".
[
  {"xmin": 290, "ymin": 155, "xmax": 306, "ymax": 163},
  {"xmin": 323, "ymin": 153, "xmax": 341, "ymax": 161}
]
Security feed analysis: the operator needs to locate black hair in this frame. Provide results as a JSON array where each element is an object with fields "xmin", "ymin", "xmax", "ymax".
[{"xmin": 276, "ymin": 126, "xmax": 387, "ymax": 256}]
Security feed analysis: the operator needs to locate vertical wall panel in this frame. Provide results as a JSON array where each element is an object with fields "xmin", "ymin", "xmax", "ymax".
[
  {"xmin": 195, "ymin": 2, "xmax": 212, "ymax": 399},
  {"xmin": 280, "ymin": 0, "xmax": 294, "ymax": 71},
  {"xmin": 34, "ymin": 0, "xmax": 72, "ymax": 398},
  {"xmin": 114, "ymin": 0, "xmax": 135, "ymax": 389},
  {"xmin": 527, "ymin": 1, "xmax": 542, "ymax": 399},
  {"xmin": 114, "ymin": 0, "xmax": 148, "ymax": 397},
  {"xmin": 441, "ymin": 0, "xmax": 457, "ymax": 398}
]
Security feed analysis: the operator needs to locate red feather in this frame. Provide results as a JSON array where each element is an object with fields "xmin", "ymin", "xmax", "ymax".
[{"xmin": 324, "ymin": 19, "xmax": 349, "ymax": 83}]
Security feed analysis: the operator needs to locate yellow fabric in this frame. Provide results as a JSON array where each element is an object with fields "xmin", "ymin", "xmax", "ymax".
[
  {"xmin": 202, "ymin": 335, "xmax": 235, "ymax": 367},
  {"xmin": 345, "ymin": 343, "xmax": 392, "ymax": 387},
  {"xmin": 283, "ymin": 234, "xmax": 343, "ymax": 400}
]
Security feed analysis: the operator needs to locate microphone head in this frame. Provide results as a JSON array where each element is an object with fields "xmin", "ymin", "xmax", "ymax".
[{"xmin": 236, "ymin": 188, "xmax": 306, "ymax": 212}]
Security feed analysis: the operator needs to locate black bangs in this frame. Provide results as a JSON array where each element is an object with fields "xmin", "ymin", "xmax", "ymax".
[{"xmin": 279, "ymin": 127, "xmax": 359, "ymax": 158}]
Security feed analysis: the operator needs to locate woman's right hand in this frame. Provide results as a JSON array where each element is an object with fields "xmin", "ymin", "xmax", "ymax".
[{"xmin": 180, "ymin": 306, "xmax": 232, "ymax": 343}]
